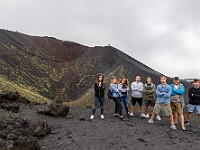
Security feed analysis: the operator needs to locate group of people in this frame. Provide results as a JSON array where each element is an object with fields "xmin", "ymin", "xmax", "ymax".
[{"xmin": 90, "ymin": 73, "xmax": 200, "ymax": 131}]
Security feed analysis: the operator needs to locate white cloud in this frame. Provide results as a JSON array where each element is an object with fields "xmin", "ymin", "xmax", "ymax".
[{"xmin": 0, "ymin": 0, "xmax": 200, "ymax": 78}]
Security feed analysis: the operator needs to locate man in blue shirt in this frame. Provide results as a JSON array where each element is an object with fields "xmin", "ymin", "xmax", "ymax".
[
  {"xmin": 171, "ymin": 77, "xmax": 186, "ymax": 131},
  {"xmin": 148, "ymin": 76, "xmax": 177, "ymax": 130}
]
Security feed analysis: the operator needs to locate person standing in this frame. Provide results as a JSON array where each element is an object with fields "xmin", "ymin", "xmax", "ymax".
[
  {"xmin": 130, "ymin": 76, "xmax": 145, "ymax": 117},
  {"xmin": 90, "ymin": 73, "xmax": 105, "ymax": 120},
  {"xmin": 148, "ymin": 76, "xmax": 177, "ymax": 130},
  {"xmin": 118, "ymin": 78, "xmax": 130, "ymax": 117},
  {"xmin": 185, "ymin": 79, "xmax": 200, "ymax": 128},
  {"xmin": 170, "ymin": 77, "xmax": 186, "ymax": 131},
  {"xmin": 144, "ymin": 76, "xmax": 158, "ymax": 119},
  {"xmin": 110, "ymin": 76, "xmax": 123, "ymax": 119}
]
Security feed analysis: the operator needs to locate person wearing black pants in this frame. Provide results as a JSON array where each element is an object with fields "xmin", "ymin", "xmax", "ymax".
[
  {"xmin": 90, "ymin": 73, "xmax": 105, "ymax": 119},
  {"xmin": 110, "ymin": 76, "xmax": 123, "ymax": 119}
]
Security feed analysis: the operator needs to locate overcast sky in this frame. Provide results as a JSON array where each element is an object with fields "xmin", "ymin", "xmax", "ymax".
[{"xmin": 1, "ymin": 0, "xmax": 200, "ymax": 78}]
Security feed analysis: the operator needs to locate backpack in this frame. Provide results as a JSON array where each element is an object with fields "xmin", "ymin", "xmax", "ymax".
[{"xmin": 107, "ymin": 90, "xmax": 113, "ymax": 100}]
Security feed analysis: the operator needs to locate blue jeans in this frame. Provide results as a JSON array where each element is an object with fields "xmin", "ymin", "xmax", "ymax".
[
  {"xmin": 92, "ymin": 97, "xmax": 104, "ymax": 115},
  {"xmin": 120, "ymin": 94, "xmax": 129, "ymax": 115}
]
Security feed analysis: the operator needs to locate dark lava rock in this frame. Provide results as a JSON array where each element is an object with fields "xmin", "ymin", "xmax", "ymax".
[
  {"xmin": 13, "ymin": 136, "xmax": 40, "ymax": 150},
  {"xmin": 0, "ymin": 91, "xmax": 20, "ymax": 102},
  {"xmin": 1, "ymin": 104, "xmax": 20, "ymax": 113},
  {"xmin": 38, "ymin": 101, "xmax": 69, "ymax": 117},
  {"xmin": 34, "ymin": 121, "xmax": 51, "ymax": 137}
]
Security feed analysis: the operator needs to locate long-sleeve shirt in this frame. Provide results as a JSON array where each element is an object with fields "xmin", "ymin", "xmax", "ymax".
[
  {"xmin": 131, "ymin": 82, "xmax": 143, "ymax": 98},
  {"xmin": 188, "ymin": 87, "xmax": 200, "ymax": 105},
  {"xmin": 118, "ymin": 83, "xmax": 129, "ymax": 97},
  {"xmin": 171, "ymin": 84, "xmax": 185, "ymax": 96},
  {"xmin": 156, "ymin": 84, "xmax": 172, "ymax": 104},
  {"xmin": 110, "ymin": 84, "xmax": 120, "ymax": 98}
]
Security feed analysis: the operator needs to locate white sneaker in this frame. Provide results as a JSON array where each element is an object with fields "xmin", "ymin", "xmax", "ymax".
[
  {"xmin": 101, "ymin": 115, "xmax": 104, "ymax": 119},
  {"xmin": 145, "ymin": 114, "xmax": 150, "ymax": 118},
  {"xmin": 129, "ymin": 113, "xmax": 134, "ymax": 117},
  {"xmin": 141, "ymin": 113, "xmax": 146, "ymax": 118},
  {"xmin": 90, "ymin": 115, "xmax": 94, "ymax": 120},
  {"xmin": 148, "ymin": 119, "xmax": 154, "ymax": 124},
  {"xmin": 170, "ymin": 125, "xmax": 177, "ymax": 130},
  {"xmin": 156, "ymin": 115, "xmax": 161, "ymax": 121}
]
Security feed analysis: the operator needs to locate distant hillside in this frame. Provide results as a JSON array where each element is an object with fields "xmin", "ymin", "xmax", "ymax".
[{"xmin": 0, "ymin": 29, "xmax": 190, "ymax": 105}]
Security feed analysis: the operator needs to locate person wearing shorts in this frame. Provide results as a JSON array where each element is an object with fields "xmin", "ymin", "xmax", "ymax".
[
  {"xmin": 130, "ymin": 76, "xmax": 145, "ymax": 117},
  {"xmin": 148, "ymin": 76, "xmax": 177, "ymax": 130},
  {"xmin": 170, "ymin": 77, "xmax": 186, "ymax": 131},
  {"xmin": 185, "ymin": 79, "xmax": 200, "ymax": 128}
]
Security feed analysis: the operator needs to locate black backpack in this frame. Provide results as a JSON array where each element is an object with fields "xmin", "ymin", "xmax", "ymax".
[{"xmin": 107, "ymin": 90, "xmax": 113, "ymax": 100}]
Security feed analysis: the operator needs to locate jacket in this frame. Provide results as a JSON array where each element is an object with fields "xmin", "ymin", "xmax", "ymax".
[
  {"xmin": 143, "ymin": 83, "xmax": 156, "ymax": 100},
  {"xmin": 118, "ymin": 83, "xmax": 129, "ymax": 97},
  {"xmin": 188, "ymin": 87, "xmax": 200, "ymax": 105},
  {"xmin": 110, "ymin": 84, "xmax": 120, "ymax": 98},
  {"xmin": 94, "ymin": 83, "xmax": 105, "ymax": 98},
  {"xmin": 131, "ymin": 82, "xmax": 143, "ymax": 98},
  {"xmin": 171, "ymin": 83, "xmax": 185, "ymax": 108},
  {"xmin": 156, "ymin": 84, "xmax": 172, "ymax": 104}
]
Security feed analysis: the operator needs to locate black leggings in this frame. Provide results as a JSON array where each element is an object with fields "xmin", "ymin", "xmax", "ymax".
[{"xmin": 113, "ymin": 97, "xmax": 122, "ymax": 116}]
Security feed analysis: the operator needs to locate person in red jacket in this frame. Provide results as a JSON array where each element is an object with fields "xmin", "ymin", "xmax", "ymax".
[{"xmin": 185, "ymin": 79, "xmax": 200, "ymax": 128}]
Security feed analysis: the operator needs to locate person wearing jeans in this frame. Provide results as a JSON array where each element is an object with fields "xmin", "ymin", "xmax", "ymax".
[
  {"xmin": 90, "ymin": 73, "xmax": 105, "ymax": 119},
  {"xmin": 118, "ymin": 78, "xmax": 130, "ymax": 116},
  {"xmin": 110, "ymin": 76, "xmax": 123, "ymax": 119}
]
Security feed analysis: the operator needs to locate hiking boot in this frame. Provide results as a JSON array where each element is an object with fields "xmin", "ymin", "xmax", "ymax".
[
  {"xmin": 129, "ymin": 113, "xmax": 134, "ymax": 117},
  {"xmin": 156, "ymin": 115, "xmax": 161, "ymax": 121},
  {"xmin": 141, "ymin": 114, "xmax": 146, "ymax": 118},
  {"xmin": 170, "ymin": 125, "xmax": 177, "ymax": 130},
  {"xmin": 148, "ymin": 119, "xmax": 154, "ymax": 124},
  {"xmin": 145, "ymin": 114, "xmax": 150, "ymax": 118},
  {"xmin": 90, "ymin": 115, "xmax": 94, "ymax": 120},
  {"xmin": 101, "ymin": 115, "xmax": 105, "ymax": 119}
]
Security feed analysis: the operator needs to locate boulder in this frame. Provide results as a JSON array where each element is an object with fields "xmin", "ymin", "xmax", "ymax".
[
  {"xmin": 34, "ymin": 121, "xmax": 51, "ymax": 137},
  {"xmin": 1, "ymin": 104, "xmax": 19, "ymax": 113},
  {"xmin": 39, "ymin": 101, "xmax": 69, "ymax": 117},
  {"xmin": 0, "ymin": 91, "xmax": 20, "ymax": 102},
  {"xmin": 13, "ymin": 136, "xmax": 40, "ymax": 150}
]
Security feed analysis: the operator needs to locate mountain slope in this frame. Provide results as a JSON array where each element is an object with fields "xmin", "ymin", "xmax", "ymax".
[{"xmin": 0, "ymin": 29, "xmax": 190, "ymax": 104}]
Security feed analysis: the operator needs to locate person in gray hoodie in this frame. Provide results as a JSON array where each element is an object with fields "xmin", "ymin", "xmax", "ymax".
[{"xmin": 130, "ymin": 76, "xmax": 145, "ymax": 117}]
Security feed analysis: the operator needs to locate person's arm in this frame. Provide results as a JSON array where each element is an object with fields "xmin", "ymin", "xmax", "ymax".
[
  {"xmin": 172, "ymin": 85, "xmax": 185, "ymax": 95},
  {"xmin": 156, "ymin": 86, "xmax": 163, "ymax": 97},
  {"xmin": 110, "ymin": 85, "xmax": 119, "ymax": 93},
  {"xmin": 118, "ymin": 84, "xmax": 124, "ymax": 92},
  {"xmin": 188, "ymin": 88, "xmax": 192, "ymax": 100},
  {"xmin": 139, "ymin": 83, "xmax": 144, "ymax": 92},
  {"xmin": 94, "ymin": 83, "xmax": 98, "ymax": 92},
  {"xmin": 163, "ymin": 86, "xmax": 172, "ymax": 99},
  {"xmin": 131, "ymin": 83, "xmax": 138, "ymax": 91}
]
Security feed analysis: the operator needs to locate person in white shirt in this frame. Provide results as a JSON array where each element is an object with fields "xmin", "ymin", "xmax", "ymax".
[{"xmin": 130, "ymin": 76, "xmax": 145, "ymax": 117}]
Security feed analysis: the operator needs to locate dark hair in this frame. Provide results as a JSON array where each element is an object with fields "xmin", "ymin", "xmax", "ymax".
[
  {"xmin": 120, "ymin": 78, "xmax": 129, "ymax": 87},
  {"xmin": 97, "ymin": 73, "xmax": 104, "ymax": 83},
  {"xmin": 193, "ymin": 79, "xmax": 200, "ymax": 83}
]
